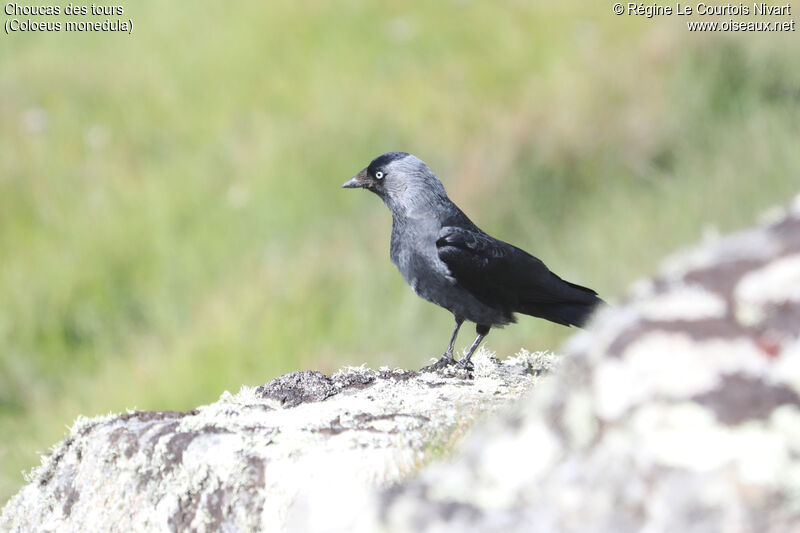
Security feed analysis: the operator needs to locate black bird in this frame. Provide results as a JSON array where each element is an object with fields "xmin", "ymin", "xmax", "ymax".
[{"xmin": 342, "ymin": 152, "xmax": 603, "ymax": 371}]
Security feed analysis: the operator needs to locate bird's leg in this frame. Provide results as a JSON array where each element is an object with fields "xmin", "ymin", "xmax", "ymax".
[
  {"xmin": 455, "ymin": 324, "xmax": 490, "ymax": 371},
  {"xmin": 444, "ymin": 318, "xmax": 463, "ymax": 359},
  {"xmin": 421, "ymin": 318, "xmax": 463, "ymax": 372}
]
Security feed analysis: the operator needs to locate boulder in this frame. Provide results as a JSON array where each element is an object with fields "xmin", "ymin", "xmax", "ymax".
[
  {"xmin": 4, "ymin": 194, "xmax": 799, "ymax": 532},
  {"xmin": 0, "ymin": 350, "xmax": 554, "ymax": 532}
]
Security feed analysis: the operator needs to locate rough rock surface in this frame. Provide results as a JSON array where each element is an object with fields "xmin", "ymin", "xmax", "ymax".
[
  {"xmin": 0, "ymin": 349, "xmax": 554, "ymax": 533},
  {"xmin": 4, "ymin": 196, "xmax": 800, "ymax": 533},
  {"xmin": 345, "ymin": 195, "xmax": 800, "ymax": 533}
]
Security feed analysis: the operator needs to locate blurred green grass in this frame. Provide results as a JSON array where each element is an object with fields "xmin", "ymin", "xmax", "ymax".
[{"xmin": 2, "ymin": 0, "xmax": 799, "ymax": 502}]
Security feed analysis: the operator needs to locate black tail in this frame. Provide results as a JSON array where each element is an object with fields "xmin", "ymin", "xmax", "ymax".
[
  {"xmin": 518, "ymin": 279, "xmax": 604, "ymax": 328},
  {"xmin": 519, "ymin": 298, "xmax": 602, "ymax": 327}
]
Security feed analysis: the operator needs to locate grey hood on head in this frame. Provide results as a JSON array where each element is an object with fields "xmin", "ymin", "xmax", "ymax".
[{"xmin": 342, "ymin": 153, "xmax": 450, "ymax": 219}]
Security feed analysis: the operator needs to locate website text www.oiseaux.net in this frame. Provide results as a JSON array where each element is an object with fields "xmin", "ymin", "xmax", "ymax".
[{"xmin": 687, "ymin": 18, "xmax": 795, "ymax": 30}]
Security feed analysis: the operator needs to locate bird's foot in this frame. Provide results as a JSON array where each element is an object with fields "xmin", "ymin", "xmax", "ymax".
[
  {"xmin": 454, "ymin": 357, "xmax": 474, "ymax": 373},
  {"xmin": 420, "ymin": 354, "xmax": 456, "ymax": 372}
]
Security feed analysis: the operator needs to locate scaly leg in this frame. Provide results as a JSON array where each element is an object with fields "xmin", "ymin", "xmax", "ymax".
[
  {"xmin": 420, "ymin": 318, "xmax": 464, "ymax": 372},
  {"xmin": 455, "ymin": 324, "xmax": 490, "ymax": 371}
]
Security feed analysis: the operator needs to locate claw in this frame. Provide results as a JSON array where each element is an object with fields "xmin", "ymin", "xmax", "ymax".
[
  {"xmin": 454, "ymin": 358, "xmax": 474, "ymax": 373},
  {"xmin": 421, "ymin": 354, "xmax": 456, "ymax": 372}
]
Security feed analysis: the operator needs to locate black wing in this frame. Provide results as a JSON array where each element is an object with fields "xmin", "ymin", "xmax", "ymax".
[{"xmin": 436, "ymin": 226, "xmax": 601, "ymax": 326}]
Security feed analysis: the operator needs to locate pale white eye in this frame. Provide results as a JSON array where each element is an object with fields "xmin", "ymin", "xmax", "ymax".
[{"xmin": 375, "ymin": 171, "xmax": 384, "ymax": 180}]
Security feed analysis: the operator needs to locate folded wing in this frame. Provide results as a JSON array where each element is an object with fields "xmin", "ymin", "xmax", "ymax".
[{"xmin": 436, "ymin": 226, "xmax": 602, "ymax": 327}]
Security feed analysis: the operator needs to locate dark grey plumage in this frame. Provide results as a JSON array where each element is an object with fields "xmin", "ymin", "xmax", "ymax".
[{"xmin": 343, "ymin": 152, "xmax": 603, "ymax": 370}]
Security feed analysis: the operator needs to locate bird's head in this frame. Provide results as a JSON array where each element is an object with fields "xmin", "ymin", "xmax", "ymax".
[{"xmin": 342, "ymin": 152, "xmax": 448, "ymax": 216}]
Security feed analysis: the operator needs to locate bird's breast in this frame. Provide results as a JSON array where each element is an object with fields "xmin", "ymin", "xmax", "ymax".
[{"xmin": 391, "ymin": 240, "xmax": 451, "ymax": 294}]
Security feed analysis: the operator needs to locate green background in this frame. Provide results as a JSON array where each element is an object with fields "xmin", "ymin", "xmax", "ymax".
[{"xmin": 1, "ymin": 0, "xmax": 799, "ymax": 503}]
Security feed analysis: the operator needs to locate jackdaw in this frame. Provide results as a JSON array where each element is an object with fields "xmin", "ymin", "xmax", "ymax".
[{"xmin": 342, "ymin": 152, "xmax": 603, "ymax": 371}]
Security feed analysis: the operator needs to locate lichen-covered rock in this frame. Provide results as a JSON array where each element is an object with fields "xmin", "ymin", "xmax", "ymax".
[
  {"xmin": 350, "ymin": 195, "xmax": 800, "ymax": 533},
  {"xmin": 0, "ymin": 349, "xmax": 554, "ymax": 533},
  {"xmin": 5, "ymin": 195, "xmax": 799, "ymax": 533}
]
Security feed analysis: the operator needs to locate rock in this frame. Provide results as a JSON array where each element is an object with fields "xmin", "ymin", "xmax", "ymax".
[
  {"xmin": 4, "ymin": 195, "xmax": 799, "ymax": 533},
  {"xmin": 355, "ymin": 195, "xmax": 800, "ymax": 533},
  {"xmin": 0, "ymin": 350, "xmax": 555, "ymax": 533}
]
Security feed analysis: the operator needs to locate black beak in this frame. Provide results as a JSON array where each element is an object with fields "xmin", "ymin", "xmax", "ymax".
[{"xmin": 342, "ymin": 168, "xmax": 369, "ymax": 189}]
